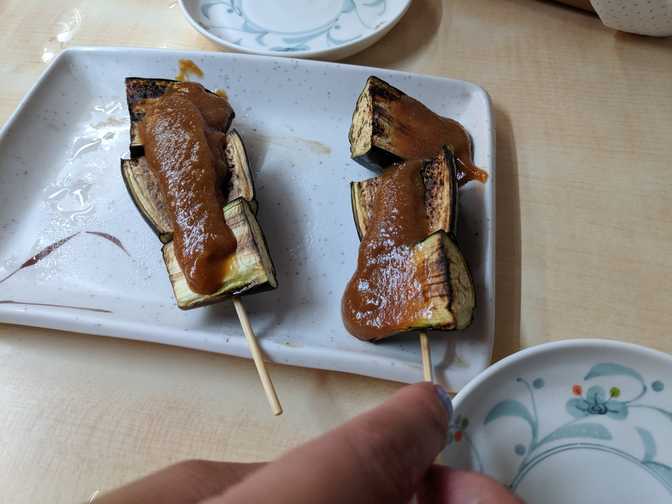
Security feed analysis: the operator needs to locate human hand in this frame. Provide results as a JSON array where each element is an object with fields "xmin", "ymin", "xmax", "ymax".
[{"xmin": 97, "ymin": 383, "xmax": 521, "ymax": 504}]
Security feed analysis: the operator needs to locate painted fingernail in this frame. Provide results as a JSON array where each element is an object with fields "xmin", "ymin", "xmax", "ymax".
[{"xmin": 434, "ymin": 384, "xmax": 454, "ymax": 421}]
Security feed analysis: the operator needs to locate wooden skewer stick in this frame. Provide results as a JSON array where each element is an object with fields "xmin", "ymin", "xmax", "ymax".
[
  {"xmin": 232, "ymin": 297, "xmax": 283, "ymax": 416},
  {"xmin": 419, "ymin": 331, "xmax": 433, "ymax": 382},
  {"xmin": 419, "ymin": 331, "xmax": 442, "ymax": 464}
]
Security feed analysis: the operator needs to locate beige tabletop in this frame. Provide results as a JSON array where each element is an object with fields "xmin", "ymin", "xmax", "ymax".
[{"xmin": 2, "ymin": 0, "xmax": 672, "ymax": 502}]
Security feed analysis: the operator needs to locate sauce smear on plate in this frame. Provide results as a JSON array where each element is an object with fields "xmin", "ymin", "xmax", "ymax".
[{"xmin": 175, "ymin": 58, "xmax": 204, "ymax": 82}]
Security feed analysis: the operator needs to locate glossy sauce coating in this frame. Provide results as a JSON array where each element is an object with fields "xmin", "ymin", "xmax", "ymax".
[
  {"xmin": 385, "ymin": 95, "xmax": 488, "ymax": 185},
  {"xmin": 342, "ymin": 161, "xmax": 432, "ymax": 341},
  {"xmin": 141, "ymin": 82, "xmax": 236, "ymax": 294}
]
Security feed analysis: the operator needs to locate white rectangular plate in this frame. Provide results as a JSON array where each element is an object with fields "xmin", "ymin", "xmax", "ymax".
[{"xmin": 0, "ymin": 47, "xmax": 494, "ymax": 390}]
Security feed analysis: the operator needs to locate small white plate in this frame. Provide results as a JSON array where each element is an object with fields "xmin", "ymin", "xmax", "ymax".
[
  {"xmin": 178, "ymin": 0, "xmax": 412, "ymax": 60},
  {"xmin": 443, "ymin": 340, "xmax": 672, "ymax": 503},
  {"xmin": 0, "ymin": 47, "xmax": 494, "ymax": 389}
]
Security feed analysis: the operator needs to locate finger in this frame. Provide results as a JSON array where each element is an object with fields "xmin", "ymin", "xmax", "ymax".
[
  {"xmin": 204, "ymin": 382, "xmax": 451, "ymax": 504},
  {"xmin": 95, "ymin": 460, "xmax": 264, "ymax": 504},
  {"xmin": 417, "ymin": 466, "xmax": 524, "ymax": 504}
]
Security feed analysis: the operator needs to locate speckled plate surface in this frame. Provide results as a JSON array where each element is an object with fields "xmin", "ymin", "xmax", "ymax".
[
  {"xmin": 442, "ymin": 340, "xmax": 672, "ymax": 503},
  {"xmin": 178, "ymin": 0, "xmax": 412, "ymax": 60},
  {"xmin": 0, "ymin": 47, "xmax": 494, "ymax": 389}
]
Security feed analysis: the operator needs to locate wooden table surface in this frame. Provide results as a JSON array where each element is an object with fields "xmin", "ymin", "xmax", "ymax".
[{"xmin": 1, "ymin": 0, "xmax": 671, "ymax": 501}]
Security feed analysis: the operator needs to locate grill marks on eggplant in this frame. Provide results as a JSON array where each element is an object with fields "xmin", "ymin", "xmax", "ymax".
[
  {"xmin": 351, "ymin": 146, "xmax": 458, "ymax": 240},
  {"xmin": 125, "ymin": 78, "xmax": 236, "ymax": 158},
  {"xmin": 349, "ymin": 76, "xmax": 488, "ymax": 186},
  {"xmin": 126, "ymin": 78, "xmax": 177, "ymax": 156},
  {"xmin": 162, "ymin": 198, "xmax": 277, "ymax": 309}
]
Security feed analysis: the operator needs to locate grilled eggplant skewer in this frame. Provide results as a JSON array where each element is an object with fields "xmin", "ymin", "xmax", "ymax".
[
  {"xmin": 346, "ymin": 77, "xmax": 482, "ymax": 381},
  {"xmin": 343, "ymin": 147, "xmax": 476, "ymax": 342},
  {"xmin": 121, "ymin": 77, "xmax": 281, "ymax": 415},
  {"xmin": 122, "ymin": 78, "xmax": 276, "ymax": 309}
]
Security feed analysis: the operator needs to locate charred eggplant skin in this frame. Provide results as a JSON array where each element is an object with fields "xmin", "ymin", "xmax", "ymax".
[
  {"xmin": 126, "ymin": 78, "xmax": 175, "ymax": 158},
  {"xmin": 353, "ymin": 147, "xmax": 402, "ymax": 172},
  {"xmin": 350, "ymin": 145, "xmax": 459, "ymax": 241},
  {"xmin": 348, "ymin": 76, "xmax": 404, "ymax": 170},
  {"xmin": 125, "ymin": 77, "xmax": 235, "ymax": 158},
  {"xmin": 225, "ymin": 129, "xmax": 258, "ymax": 213},
  {"xmin": 348, "ymin": 76, "xmax": 476, "ymax": 177},
  {"xmin": 444, "ymin": 149, "xmax": 459, "ymax": 234}
]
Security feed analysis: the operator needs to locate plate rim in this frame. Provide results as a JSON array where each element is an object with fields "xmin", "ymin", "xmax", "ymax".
[
  {"xmin": 453, "ymin": 338, "xmax": 672, "ymax": 406},
  {"xmin": 177, "ymin": 0, "xmax": 412, "ymax": 60},
  {"xmin": 447, "ymin": 338, "xmax": 672, "ymax": 500}
]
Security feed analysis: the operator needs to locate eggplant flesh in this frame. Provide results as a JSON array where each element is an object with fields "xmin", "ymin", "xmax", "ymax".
[
  {"xmin": 351, "ymin": 145, "xmax": 458, "ymax": 241},
  {"xmin": 163, "ymin": 198, "xmax": 277, "ymax": 310},
  {"xmin": 121, "ymin": 129, "xmax": 257, "ymax": 243},
  {"xmin": 348, "ymin": 76, "xmax": 475, "ymax": 173},
  {"xmin": 415, "ymin": 231, "xmax": 475, "ymax": 332},
  {"xmin": 412, "ymin": 231, "xmax": 475, "ymax": 333},
  {"xmin": 224, "ymin": 129, "xmax": 257, "ymax": 211},
  {"xmin": 364, "ymin": 231, "xmax": 475, "ymax": 340}
]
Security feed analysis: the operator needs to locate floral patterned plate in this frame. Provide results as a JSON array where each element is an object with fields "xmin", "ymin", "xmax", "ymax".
[
  {"xmin": 178, "ymin": 0, "xmax": 412, "ymax": 60},
  {"xmin": 442, "ymin": 339, "xmax": 672, "ymax": 503}
]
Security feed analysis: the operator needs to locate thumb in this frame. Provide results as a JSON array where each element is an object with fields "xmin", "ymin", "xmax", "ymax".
[
  {"xmin": 206, "ymin": 382, "xmax": 451, "ymax": 504},
  {"xmin": 418, "ymin": 466, "xmax": 524, "ymax": 504}
]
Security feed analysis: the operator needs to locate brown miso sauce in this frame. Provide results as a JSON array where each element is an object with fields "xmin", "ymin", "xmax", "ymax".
[
  {"xmin": 140, "ymin": 82, "xmax": 236, "ymax": 294},
  {"xmin": 176, "ymin": 58, "xmax": 204, "ymax": 81},
  {"xmin": 386, "ymin": 95, "xmax": 489, "ymax": 186},
  {"xmin": 342, "ymin": 160, "xmax": 433, "ymax": 341}
]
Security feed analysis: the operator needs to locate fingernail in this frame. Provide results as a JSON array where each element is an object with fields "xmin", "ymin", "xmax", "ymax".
[{"xmin": 434, "ymin": 384, "xmax": 453, "ymax": 421}]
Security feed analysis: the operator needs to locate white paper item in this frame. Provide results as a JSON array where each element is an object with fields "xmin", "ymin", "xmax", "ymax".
[{"xmin": 592, "ymin": 0, "xmax": 672, "ymax": 36}]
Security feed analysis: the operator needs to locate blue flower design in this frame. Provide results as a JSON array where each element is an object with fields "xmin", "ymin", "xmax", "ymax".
[{"xmin": 566, "ymin": 385, "xmax": 628, "ymax": 420}]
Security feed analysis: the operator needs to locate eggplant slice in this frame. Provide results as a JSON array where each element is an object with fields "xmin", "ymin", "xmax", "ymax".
[
  {"xmin": 163, "ymin": 198, "xmax": 277, "ymax": 310},
  {"xmin": 410, "ymin": 231, "xmax": 475, "ymax": 333},
  {"xmin": 348, "ymin": 76, "xmax": 477, "ymax": 177},
  {"xmin": 121, "ymin": 130, "xmax": 257, "ymax": 243},
  {"xmin": 441, "ymin": 232, "xmax": 476, "ymax": 331},
  {"xmin": 350, "ymin": 145, "xmax": 458, "ymax": 240},
  {"xmin": 348, "ymin": 76, "xmax": 402, "ymax": 170},
  {"xmin": 125, "ymin": 77, "xmax": 234, "ymax": 158},
  {"xmin": 364, "ymin": 230, "xmax": 475, "ymax": 339}
]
